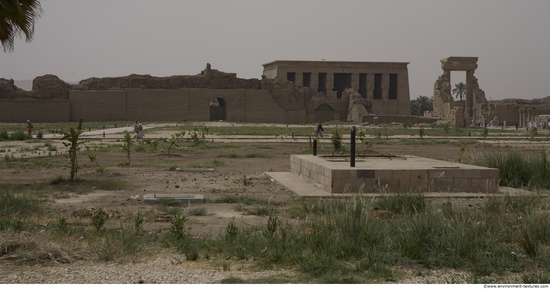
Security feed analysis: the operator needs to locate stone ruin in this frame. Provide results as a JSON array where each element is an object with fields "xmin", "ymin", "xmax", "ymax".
[{"xmin": 431, "ymin": 57, "xmax": 490, "ymax": 126}]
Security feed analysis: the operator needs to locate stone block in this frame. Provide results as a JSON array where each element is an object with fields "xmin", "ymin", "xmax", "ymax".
[
  {"xmin": 481, "ymin": 170, "xmax": 499, "ymax": 179},
  {"xmin": 433, "ymin": 178, "xmax": 454, "ymax": 190},
  {"xmin": 446, "ymin": 169, "xmax": 464, "ymax": 178},
  {"xmin": 332, "ymin": 170, "xmax": 349, "ymax": 179},
  {"xmin": 375, "ymin": 170, "xmax": 392, "ymax": 179},
  {"xmin": 393, "ymin": 170, "xmax": 410, "ymax": 179},
  {"xmin": 357, "ymin": 170, "xmax": 375, "ymax": 179},
  {"xmin": 429, "ymin": 170, "xmax": 447, "ymax": 179},
  {"xmin": 410, "ymin": 170, "xmax": 428, "ymax": 179},
  {"xmin": 463, "ymin": 170, "xmax": 481, "ymax": 178},
  {"xmin": 471, "ymin": 178, "xmax": 487, "ymax": 188},
  {"xmin": 454, "ymin": 178, "xmax": 471, "ymax": 188}
]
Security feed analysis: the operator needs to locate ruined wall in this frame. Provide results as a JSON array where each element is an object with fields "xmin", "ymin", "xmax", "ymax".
[
  {"xmin": 70, "ymin": 90, "xmax": 127, "ymax": 121},
  {"xmin": 127, "ymin": 89, "xmax": 189, "ymax": 121},
  {"xmin": 0, "ymin": 100, "xmax": 70, "ymax": 122},
  {"xmin": 68, "ymin": 88, "xmax": 315, "ymax": 123}
]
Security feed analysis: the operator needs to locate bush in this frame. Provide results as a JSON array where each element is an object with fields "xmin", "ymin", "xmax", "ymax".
[
  {"xmin": 475, "ymin": 149, "xmax": 550, "ymax": 190},
  {"xmin": 331, "ymin": 129, "xmax": 342, "ymax": 151}
]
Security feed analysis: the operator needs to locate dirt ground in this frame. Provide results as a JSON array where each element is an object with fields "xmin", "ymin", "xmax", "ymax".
[
  {"xmin": 1, "ymin": 122, "xmax": 548, "ymax": 283},
  {"xmin": 0, "ymin": 125, "xmax": 536, "ymax": 235}
]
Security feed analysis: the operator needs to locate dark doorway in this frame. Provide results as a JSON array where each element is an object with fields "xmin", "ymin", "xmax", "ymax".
[
  {"xmin": 389, "ymin": 74, "xmax": 398, "ymax": 99},
  {"xmin": 210, "ymin": 98, "xmax": 226, "ymax": 121},
  {"xmin": 303, "ymin": 73, "xmax": 311, "ymax": 87},
  {"xmin": 333, "ymin": 73, "xmax": 352, "ymax": 99},
  {"xmin": 287, "ymin": 72, "xmax": 296, "ymax": 83},
  {"xmin": 315, "ymin": 104, "xmax": 334, "ymax": 122}
]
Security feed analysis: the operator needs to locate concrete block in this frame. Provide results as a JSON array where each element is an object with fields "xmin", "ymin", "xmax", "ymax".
[
  {"xmin": 375, "ymin": 170, "xmax": 392, "ymax": 179},
  {"xmin": 481, "ymin": 170, "xmax": 499, "ymax": 179},
  {"xmin": 393, "ymin": 170, "xmax": 410, "ymax": 179},
  {"xmin": 454, "ymin": 178, "xmax": 471, "ymax": 188},
  {"xmin": 332, "ymin": 170, "xmax": 349, "ymax": 179},
  {"xmin": 463, "ymin": 169, "xmax": 481, "ymax": 178},
  {"xmin": 472, "ymin": 178, "xmax": 488, "ymax": 188},
  {"xmin": 429, "ymin": 170, "xmax": 446, "ymax": 179},
  {"xmin": 411, "ymin": 170, "xmax": 428, "ymax": 179},
  {"xmin": 357, "ymin": 170, "xmax": 375, "ymax": 179},
  {"xmin": 143, "ymin": 194, "xmax": 205, "ymax": 205},
  {"xmin": 433, "ymin": 178, "xmax": 454, "ymax": 189},
  {"xmin": 446, "ymin": 169, "xmax": 464, "ymax": 178}
]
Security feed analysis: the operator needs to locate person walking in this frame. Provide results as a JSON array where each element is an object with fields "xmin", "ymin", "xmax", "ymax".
[
  {"xmin": 315, "ymin": 121, "xmax": 324, "ymax": 138},
  {"xmin": 26, "ymin": 120, "xmax": 33, "ymax": 136}
]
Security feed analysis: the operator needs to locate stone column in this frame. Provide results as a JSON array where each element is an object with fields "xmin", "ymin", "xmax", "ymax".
[
  {"xmin": 519, "ymin": 108, "xmax": 523, "ymax": 128},
  {"xmin": 295, "ymin": 73, "xmax": 303, "ymax": 87},
  {"xmin": 527, "ymin": 108, "xmax": 530, "ymax": 124},
  {"xmin": 366, "ymin": 73, "xmax": 374, "ymax": 101},
  {"xmin": 382, "ymin": 74, "xmax": 389, "ymax": 115},
  {"xmin": 311, "ymin": 73, "xmax": 319, "ymax": 91},
  {"xmin": 351, "ymin": 73, "xmax": 359, "ymax": 91},
  {"xmin": 465, "ymin": 70, "xmax": 474, "ymax": 120},
  {"xmin": 326, "ymin": 73, "xmax": 334, "ymax": 98}
]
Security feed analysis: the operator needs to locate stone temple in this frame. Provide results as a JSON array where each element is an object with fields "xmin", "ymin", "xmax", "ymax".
[
  {"xmin": 1, "ymin": 57, "xmax": 548, "ymax": 126},
  {"xmin": 0, "ymin": 60, "xmax": 415, "ymax": 124}
]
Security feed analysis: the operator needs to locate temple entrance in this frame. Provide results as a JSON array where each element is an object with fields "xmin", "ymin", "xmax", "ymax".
[
  {"xmin": 210, "ymin": 98, "xmax": 226, "ymax": 121},
  {"xmin": 315, "ymin": 104, "xmax": 334, "ymax": 122}
]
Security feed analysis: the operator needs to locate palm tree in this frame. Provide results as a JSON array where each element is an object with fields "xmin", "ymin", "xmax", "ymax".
[
  {"xmin": 0, "ymin": 0, "xmax": 42, "ymax": 52},
  {"xmin": 411, "ymin": 95, "xmax": 433, "ymax": 116},
  {"xmin": 452, "ymin": 82, "xmax": 466, "ymax": 102}
]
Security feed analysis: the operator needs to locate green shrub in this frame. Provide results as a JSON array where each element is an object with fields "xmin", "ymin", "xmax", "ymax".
[
  {"xmin": 475, "ymin": 149, "xmax": 550, "ymax": 190},
  {"xmin": 91, "ymin": 208, "xmax": 109, "ymax": 231},
  {"xmin": 331, "ymin": 129, "xmax": 342, "ymax": 151}
]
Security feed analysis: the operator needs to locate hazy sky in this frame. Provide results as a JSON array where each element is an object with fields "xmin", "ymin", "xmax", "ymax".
[{"xmin": 1, "ymin": 0, "xmax": 549, "ymax": 100}]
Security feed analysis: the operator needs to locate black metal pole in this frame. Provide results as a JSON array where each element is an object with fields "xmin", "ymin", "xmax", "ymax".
[
  {"xmin": 351, "ymin": 126, "xmax": 356, "ymax": 167},
  {"xmin": 313, "ymin": 139, "xmax": 317, "ymax": 156}
]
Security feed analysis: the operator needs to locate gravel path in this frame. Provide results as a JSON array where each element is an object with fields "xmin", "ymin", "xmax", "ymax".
[{"xmin": 0, "ymin": 256, "xmax": 292, "ymax": 284}]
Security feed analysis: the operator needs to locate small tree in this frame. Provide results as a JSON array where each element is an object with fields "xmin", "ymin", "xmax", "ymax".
[
  {"xmin": 166, "ymin": 131, "xmax": 185, "ymax": 156},
  {"xmin": 419, "ymin": 127, "xmax": 425, "ymax": 139},
  {"xmin": 331, "ymin": 129, "xmax": 342, "ymax": 151},
  {"xmin": 121, "ymin": 131, "xmax": 132, "ymax": 165},
  {"xmin": 188, "ymin": 127, "xmax": 209, "ymax": 145},
  {"xmin": 51, "ymin": 119, "xmax": 88, "ymax": 181}
]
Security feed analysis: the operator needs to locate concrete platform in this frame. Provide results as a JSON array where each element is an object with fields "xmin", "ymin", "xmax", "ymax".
[
  {"xmin": 142, "ymin": 193, "xmax": 205, "ymax": 205},
  {"xmin": 288, "ymin": 154, "xmax": 499, "ymax": 194},
  {"xmin": 267, "ymin": 171, "xmax": 529, "ymax": 198}
]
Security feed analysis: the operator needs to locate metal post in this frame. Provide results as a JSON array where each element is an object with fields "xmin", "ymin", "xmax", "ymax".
[
  {"xmin": 351, "ymin": 126, "xmax": 356, "ymax": 167},
  {"xmin": 313, "ymin": 139, "xmax": 317, "ymax": 156}
]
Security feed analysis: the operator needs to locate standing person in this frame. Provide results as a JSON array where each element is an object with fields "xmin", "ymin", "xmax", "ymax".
[
  {"xmin": 528, "ymin": 121, "xmax": 532, "ymax": 131},
  {"xmin": 133, "ymin": 121, "xmax": 139, "ymax": 138},
  {"xmin": 138, "ymin": 121, "xmax": 144, "ymax": 139},
  {"xmin": 315, "ymin": 121, "xmax": 324, "ymax": 138},
  {"xmin": 26, "ymin": 120, "xmax": 33, "ymax": 135},
  {"xmin": 547, "ymin": 120, "xmax": 550, "ymax": 135}
]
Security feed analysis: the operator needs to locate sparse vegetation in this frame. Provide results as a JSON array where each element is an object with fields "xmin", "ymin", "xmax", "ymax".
[{"xmin": 2, "ymin": 121, "xmax": 550, "ymax": 283}]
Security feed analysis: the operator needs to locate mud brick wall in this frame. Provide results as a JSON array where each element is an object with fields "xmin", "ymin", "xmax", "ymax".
[
  {"xmin": 0, "ymin": 100, "xmax": 70, "ymax": 122},
  {"xmin": 70, "ymin": 90, "xmax": 127, "ymax": 121},
  {"xmin": 127, "ymin": 88, "xmax": 188, "ymax": 121},
  {"xmin": 244, "ymin": 90, "xmax": 307, "ymax": 123}
]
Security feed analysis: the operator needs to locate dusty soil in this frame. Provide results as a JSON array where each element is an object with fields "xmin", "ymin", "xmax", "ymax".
[{"xmin": 0, "ymin": 123, "xmax": 547, "ymax": 283}]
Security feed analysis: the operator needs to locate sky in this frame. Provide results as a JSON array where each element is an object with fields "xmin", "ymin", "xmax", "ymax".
[{"xmin": 1, "ymin": 0, "xmax": 549, "ymax": 100}]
